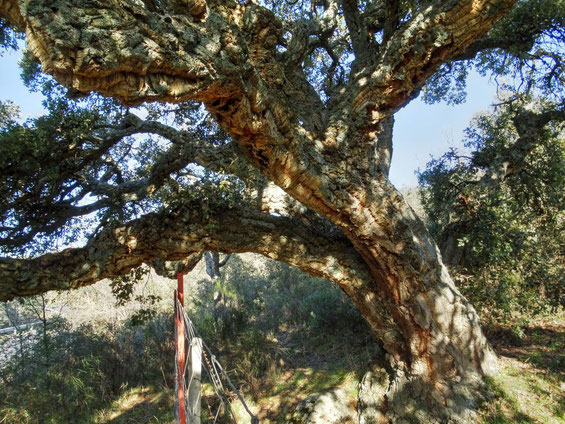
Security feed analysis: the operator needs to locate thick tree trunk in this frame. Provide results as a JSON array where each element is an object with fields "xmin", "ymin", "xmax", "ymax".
[
  {"xmin": 238, "ymin": 125, "xmax": 496, "ymax": 421},
  {"xmin": 358, "ymin": 215, "xmax": 495, "ymax": 422},
  {"xmin": 0, "ymin": 0, "xmax": 517, "ymax": 420},
  {"xmin": 313, "ymin": 175, "xmax": 496, "ymax": 423},
  {"xmin": 215, "ymin": 94, "xmax": 497, "ymax": 420}
]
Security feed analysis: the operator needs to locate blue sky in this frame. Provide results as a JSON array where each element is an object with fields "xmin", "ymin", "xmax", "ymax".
[
  {"xmin": 392, "ymin": 73, "xmax": 498, "ymax": 188},
  {"xmin": 0, "ymin": 47, "xmax": 498, "ymax": 188},
  {"xmin": 1, "ymin": 47, "xmax": 45, "ymax": 118}
]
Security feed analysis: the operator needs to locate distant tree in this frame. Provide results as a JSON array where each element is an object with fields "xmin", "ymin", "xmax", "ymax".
[
  {"xmin": 0, "ymin": 0, "xmax": 563, "ymax": 421},
  {"xmin": 419, "ymin": 95, "xmax": 564, "ymax": 322},
  {"xmin": 0, "ymin": 100, "xmax": 19, "ymax": 127}
]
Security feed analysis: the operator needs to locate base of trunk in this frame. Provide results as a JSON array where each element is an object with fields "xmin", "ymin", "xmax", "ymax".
[{"xmin": 359, "ymin": 359, "xmax": 496, "ymax": 424}]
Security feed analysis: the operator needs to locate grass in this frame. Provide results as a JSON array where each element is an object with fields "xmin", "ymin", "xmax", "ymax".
[
  {"xmin": 93, "ymin": 317, "xmax": 564, "ymax": 424},
  {"xmin": 95, "ymin": 386, "xmax": 174, "ymax": 424},
  {"xmin": 252, "ymin": 367, "xmax": 359, "ymax": 423},
  {"xmin": 2, "ymin": 299, "xmax": 562, "ymax": 423},
  {"xmin": 479, "ymin": 314, "xmax": 565, "ymax": 424},
  {"xmin": 480, "ymin": 359, "xmax": 564, "ymax": 423}
]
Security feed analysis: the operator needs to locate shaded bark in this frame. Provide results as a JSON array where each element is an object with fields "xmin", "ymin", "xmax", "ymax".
[{"xmin": 204, "ymin": 251, "xmax": 230, "ymax": 306}]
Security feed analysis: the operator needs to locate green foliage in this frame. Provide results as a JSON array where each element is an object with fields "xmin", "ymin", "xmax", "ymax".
[
  {"xmin": 199, "ymin": 255, "xmax": 369, "ymax": 336},
  {"xmin": 0, "ymin": 69, "xmax": 243, "ymax": 253},
  {"xmin": 419, "ymin": 98, "xmax": 564, "ymax": 324},
  {"xmin": 421, "ymin": 61, "xmax": 469, "ymax": 105},
  {"xmin": 474, "ymin": 0, "xmax": 565, "ymax": 101},
  {"xmin": 110, "ymin": 268, "xmax": 151, "ymax": 305},
  {"xmin": 0, "ymin": 99, "xmax": 124, "ymax": 254},
  {"xmin": 109, "ymin": 268, "xmax": 165, "ymax": 326},
  {"xmin": 0, "ymin": 100, "xmax": 20, "ymax": 126},
  {"xmin": 184, "ymin": 254, "xmax": 375, "ymax": 402},
  {"xmin": 0, "ymin": 19, "xmax": 22, "ymax": 53},
  {"xmin": 0, "ymin": 312, "xmax": 175, "ymax": 423}
]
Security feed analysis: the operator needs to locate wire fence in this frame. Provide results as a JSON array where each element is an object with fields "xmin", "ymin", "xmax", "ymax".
[{"xmin": 174, "ymin": 296, "xmax": 259, "ymax": 424}]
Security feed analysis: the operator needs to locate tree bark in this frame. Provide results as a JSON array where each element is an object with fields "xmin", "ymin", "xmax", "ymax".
[{"xmin": 0, "ymin": 0, "xmax": 518, "ymax": 420}]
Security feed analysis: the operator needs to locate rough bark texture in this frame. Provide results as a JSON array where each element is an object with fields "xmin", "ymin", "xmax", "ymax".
[
  {"xmin": 0, "ymin": 203, "xmax": 372, "ymax": 303},
  {"xmin": 0, "ymin": 0, "xmax": 520, "ymax": 421}
]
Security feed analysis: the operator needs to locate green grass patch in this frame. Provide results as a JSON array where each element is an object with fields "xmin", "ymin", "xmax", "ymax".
[{"xmin": 479, "ymin": 359, "xmax": 564, "ymax": 424}]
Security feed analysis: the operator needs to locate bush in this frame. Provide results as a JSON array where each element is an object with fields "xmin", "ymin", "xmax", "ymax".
[
  {"xmin": 0, "ymin": 313, "xmax": 175, "ymax": 423},
  {"xmin": 418, "ymin": 98, "xmax": 564, "ymax": 325}
]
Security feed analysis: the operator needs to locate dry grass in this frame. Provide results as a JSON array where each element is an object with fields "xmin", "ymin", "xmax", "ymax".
[
  {"xmin": 95, "ymin": 386, "xmax": 175, "ymax": 424},
  {"xmin": 85, "ymin": 315, "xmax": 564, "ymax": 424}
]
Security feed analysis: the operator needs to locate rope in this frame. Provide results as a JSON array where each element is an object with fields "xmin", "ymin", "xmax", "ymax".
[{"xmin": 175, "ymin": 298, "xmax": 259, "ymax": 424}]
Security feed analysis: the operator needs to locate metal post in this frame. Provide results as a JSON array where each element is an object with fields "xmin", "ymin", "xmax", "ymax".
[
  {"xmin": 175, "ymin": 273, "xmax": 187, "ymax": 424},
  {"xmin": 188, "ymin": 337, "xmax": 202, "ymax": 424}
]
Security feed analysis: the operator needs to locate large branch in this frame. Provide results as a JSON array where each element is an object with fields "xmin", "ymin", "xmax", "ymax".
[
  {"xmin": 0, "ymin": 0, "xmax": 269, "ymax": 105},
  {"xmin": 454, "ymin": 0, "xmax": 564, "ymax": 62},
  {"xmin": 1, "ymin": 0, "xmax": 517, "ymax": 187},
  {"xmin": 0, "ymin": 0, "xmax": 519, "ymax": 356},
  {"xmin": 339, "ymin": 0, "xmax": 517, "ymax": 120},
  {"xmin": 0, "ymin": 0, "xmax": 329, "ymax": 187},
  {"xmin": 0, "ymin": 202, "xmax": 371, "ymax": 302},
  {"xmin": 340, "ymin": 0, "xmax": 372, "ymax": 59}
]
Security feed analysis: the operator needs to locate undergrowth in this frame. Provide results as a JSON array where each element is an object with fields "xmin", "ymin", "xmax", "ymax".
[{"xmin": 1, "ymin": 256, "xmax": 563, "ymax": 423}]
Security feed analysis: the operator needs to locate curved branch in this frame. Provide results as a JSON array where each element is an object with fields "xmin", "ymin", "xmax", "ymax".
[
  {"xmin": 0, "ymin": 202, "xmax": 372, "ymax": 302},
  {"xmin": 454, "ymin": 0, "xmax": 564, "ymax": 62},
  {"xmin": 0, "ymin": 0, "xmax": 279, "ymax": 105},
  {"xmin": 340, "ymin": 0, "xmax": 517, "ymax": 119},
  {"xmin": 0, "ymin": 199, "xmax": 108, "ymax": 248},
  {"xmin": 84, "ymin": 116, "xmax": 235, "ymax": 201}
]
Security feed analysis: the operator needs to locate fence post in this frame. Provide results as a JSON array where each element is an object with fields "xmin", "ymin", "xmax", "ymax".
[
  {"xmin": 188, "ymin": 337, "xmax": 202, "ymax": 424},
  {"xmin": 175, "ymin": 273, "xmax": 187, "ymax": 424}
]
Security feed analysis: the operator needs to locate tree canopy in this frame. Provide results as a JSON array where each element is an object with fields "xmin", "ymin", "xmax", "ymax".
[{"xmin": 0, "ymin": 0, "xmax": 562, "ymax": 291}]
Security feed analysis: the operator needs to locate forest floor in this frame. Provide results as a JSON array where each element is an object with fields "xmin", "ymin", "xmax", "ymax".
[
  {"xmin": 99, "ymin": 315, "xmax": 564, "ymax": 424},
  {"xmin": 478, "ymin": 315, "xmax": 565, "ymax": 424},
  {"xmin": 1, "ymin": 265, "xmax": 562, "ymax": 424}
]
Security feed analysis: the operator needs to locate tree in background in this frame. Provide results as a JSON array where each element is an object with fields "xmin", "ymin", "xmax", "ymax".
[
  {"xmin": 419, "ymin": 95, "xmax": 564, "ymax": 325},
  {"xmin": 0, "ymin": 0, "xmax": 563, "ymax": 421}
]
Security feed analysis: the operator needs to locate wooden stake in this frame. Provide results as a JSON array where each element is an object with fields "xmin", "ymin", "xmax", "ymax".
[
  {"xmin": 188, "ymin": 338, "xmax": 202, "ymax": 424},
  {"xmin": 175, "ymin": 273, "xmax": 186, "ymax": 424}
]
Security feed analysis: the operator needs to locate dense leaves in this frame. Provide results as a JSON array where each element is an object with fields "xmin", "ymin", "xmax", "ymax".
[
  {"xmin": 0, "ymin": 100, "xmax": 129, "ymax": 253},
  {"xmin": 0, "ymin": 88, "xmax": 245, "ymax": 255},
  {"xmin": 419, "ymin": 97, "xmax": 564, "ymax": 322},
  {"xmin": 0, "ymin": 0, "xmax": 561, "ymax": 326},
  {"xmin": 418, "ymin": 0, "xmax": 565, "ymax": 323},
  {"xmin": 0, "ymin": 18, "xmax": 21, "ymax": 53}
]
